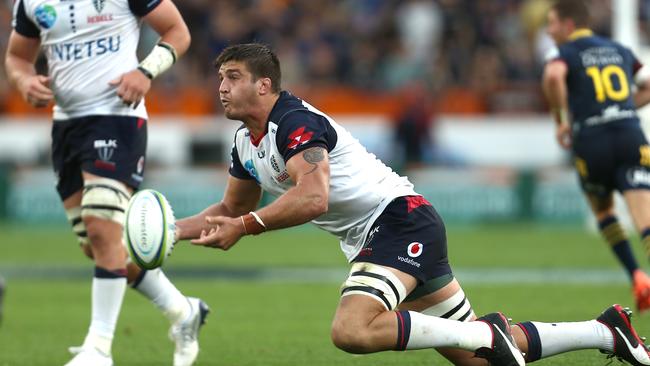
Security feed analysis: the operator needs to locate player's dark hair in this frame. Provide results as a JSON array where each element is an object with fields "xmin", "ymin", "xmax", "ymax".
[
  {"xmin": 214, "ymin": 43, "xmax": 282, "ymax": 93},
  {"xmin": 551, "ymin": 0, "xmax": 591, "ymax": 27}
]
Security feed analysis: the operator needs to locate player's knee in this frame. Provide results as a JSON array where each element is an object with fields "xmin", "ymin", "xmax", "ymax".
[
  {"xmin": 330, "ymin": 323, "xmax": 374, "ymax": 354},
  {"xmin": 80, "ymin": 177, "xmax": 131, "ymax": 225}
]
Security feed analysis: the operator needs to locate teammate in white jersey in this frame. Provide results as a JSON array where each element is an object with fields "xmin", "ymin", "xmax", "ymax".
[
  {"xmin": 175, "ymin": 43, "xmax": 650, "ymax": 365},
  {"xmin": 5, "ymin": 1, "xmax": 207, "ymax": 365}
]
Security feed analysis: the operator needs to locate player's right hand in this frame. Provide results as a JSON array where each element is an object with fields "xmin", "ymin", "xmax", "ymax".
[
  {"xmin": 19, "ymin": 75, "xmax": 53, "ymax": 108},
  {"xmin": 556, "ymin": 122, "xmax": 572, "ymax": 149}
]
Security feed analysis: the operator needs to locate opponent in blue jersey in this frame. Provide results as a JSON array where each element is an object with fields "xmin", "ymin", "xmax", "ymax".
[
  {"xmin": 175, "ymin": 43, "xmax": 650, "ymax": 366},
  {"xmin": 543, "ymin": 0, "xmax": 650, "ymax": 313}
]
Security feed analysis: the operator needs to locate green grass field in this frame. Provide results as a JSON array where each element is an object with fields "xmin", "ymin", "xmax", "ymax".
[{"xmin": 0, "ymin": 223, "xmax": 649, "ymax": 365}]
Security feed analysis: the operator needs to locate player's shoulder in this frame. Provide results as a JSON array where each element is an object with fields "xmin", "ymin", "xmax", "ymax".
[{"xmin": 270, "ymin": 91, "xmax": 326, "ymax": 130}]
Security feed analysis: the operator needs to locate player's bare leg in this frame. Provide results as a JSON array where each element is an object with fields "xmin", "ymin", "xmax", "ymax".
[
  {"xmin": 586, "ymin": 193, "xmax": 650, "ymax": 312},
  {"xmin": 623, "ymin": 189, "xmax": 650, "ymax": 312},
  {"xmin": 330, "ymin": 264, "xmax": 522, "ymax": 365},
  {"xmin": 63, "ymin": 173, "xmax": 132, "ymax": 366},
  {"xmin": 65, "ymin": 173, "xmax": 207, "ymax": 366}
]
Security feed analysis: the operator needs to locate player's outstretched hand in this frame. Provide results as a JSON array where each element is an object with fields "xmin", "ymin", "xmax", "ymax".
[
  {"xmin": 190, "ymin": 216, "xmax": 245, "ymax": 250},
  {"xmin": 20, "ymin": 75, "xmax": 53, "ymax": 108},
  {"xmin": 555, "ymin": 122, "xmax": 572, "ymax": 149},
  {"xmin": 109, "ymin": 69, "xmax": 152, "ymax": 109}
]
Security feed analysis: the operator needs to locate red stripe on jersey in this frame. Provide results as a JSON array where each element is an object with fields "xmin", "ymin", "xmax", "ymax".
[{"xmin": 406, "ymin": 195, "xmax": 431, "ymax": 213}]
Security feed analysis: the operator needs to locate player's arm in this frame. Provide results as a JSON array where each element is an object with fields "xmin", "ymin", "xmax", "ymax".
[
  {"xmin": 110, "ymin": 0, "xmax": 190, "ymax": 107},
  {"xmin": 5, "ymin": 31, "xmax": 53, "ymax": 108},
  {"xmin": 254, "ymin": 146, "xmax": 330, "ymax": 229},
  {"xmin": 191, "ymin": 146, "xmax": 330, "ymax": 250},
  {"xmin": 175, "ymin": 175, "xmax": 262, "ymax": 241},
  {"xmin": 542, "ymin": 60, "xmax": 571, "ymax": 149},
  {"xmin": 634, "ymin": 66, "xmax": 650, "ymax": 109}
]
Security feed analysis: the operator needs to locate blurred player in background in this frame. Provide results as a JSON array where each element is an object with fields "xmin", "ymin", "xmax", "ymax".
[
  {"xmin": 5, "ymin": 1, "xmax": 208, "ymax": 365},
  {"xmin": 176, "ymin": 43, "xmax": 650, "ymax": 366},
  {"xmin": 542, "ymin": 0, "xmax": 650, "ymax": 312}
]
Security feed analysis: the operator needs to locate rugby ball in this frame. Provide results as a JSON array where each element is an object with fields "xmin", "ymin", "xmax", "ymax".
[{"xmin": 124, "ymin": 189, "xmax": 176, "ymax": 269}]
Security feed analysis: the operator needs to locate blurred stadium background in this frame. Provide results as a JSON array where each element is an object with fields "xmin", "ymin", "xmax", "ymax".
[{"xmin": 2, "ymin": 0, "xmax": 650, "ymax": 365}]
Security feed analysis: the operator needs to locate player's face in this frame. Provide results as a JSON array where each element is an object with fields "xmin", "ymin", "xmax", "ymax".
[
  {"xmin": 218, "ymin": 61, "xmax": 260, "ymax": 120},
  {"xmin": 546, "ymin": 9, "xmax": 569, "ymax": 44}
]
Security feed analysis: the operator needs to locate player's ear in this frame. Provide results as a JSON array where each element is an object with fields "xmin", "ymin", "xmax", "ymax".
[{"xmin": 258, "ymin": 77, "xmax": 272, "ymax": 95}]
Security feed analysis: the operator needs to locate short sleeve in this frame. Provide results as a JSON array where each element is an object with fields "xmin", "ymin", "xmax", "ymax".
[
  {"xmin": 228, "ymin": 142, "xmax": 255, "ymax": 180},
  {"xmin": 12, "ymin": 0, "xmax": 40, "ymax": 38},
  {"xmin": 128, "ymin": 0, "xmax": 163, "ymax": 17},
  {"xmin": 275, "ymin": 110, "xmax": 338, "ymax": 163}
]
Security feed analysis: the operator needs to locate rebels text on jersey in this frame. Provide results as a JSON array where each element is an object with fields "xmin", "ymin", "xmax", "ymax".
[
  {"xmin": 12, "ymin": 0, "xmax": 162, "ymax": 120},
  {"xmin": 229, "ymin": 91, "xmax": 418, "ymax": 261},
  {"xmin": 546, "ymin": 30, "xmax": 642, "ymax": 134}
]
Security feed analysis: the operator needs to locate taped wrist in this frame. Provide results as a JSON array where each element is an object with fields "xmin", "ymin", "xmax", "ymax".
[
  {"xmin": 240, "ymin": 212, "xmax": 266, "ymax": 235},
  {"xmin": 138, "ymin": 42, "xmax": 177, "ymax": 80},
  {"xmin": 552, "ymin": 107, "xmax": 569, "ymax": 126}
]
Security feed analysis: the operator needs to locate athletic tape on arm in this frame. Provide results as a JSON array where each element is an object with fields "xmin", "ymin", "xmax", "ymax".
[{"xmin": 138, "ymin": 42, "xmax": 177, "ymax": 79}]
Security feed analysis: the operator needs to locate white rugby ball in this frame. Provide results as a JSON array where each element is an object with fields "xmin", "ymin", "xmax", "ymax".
[{"xmin": 124, "ymin": 189, "xmax": 176, "ymax": 269}]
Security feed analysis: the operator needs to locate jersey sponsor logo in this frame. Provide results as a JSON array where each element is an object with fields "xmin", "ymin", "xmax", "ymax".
[
  {"xmin": 287, "ymin": 126, "xmax": 314, "ymax": 150},
  {"xmin": 270, "ymin": 155, "xmax": 281, "ymax": 172},
  {"xmin": 407, "ymin": 242, "xmax": 423, "ymax": 258},
  {"xmin": 92, "ymin": 0, "xmax": 106, "ymax": 13},
  {"xmin": 627, "ymin": 168, "xmax": 650, "ymax": 187},
  {"xmin": 580, "ymin": 47, "xmax": 624, "ymax": 67},
  {"xmin": 397, "ymin": 256, "xmax": 421, "ymax": 268},
  {"xmin": 584, "ymin": 105, "xmax": 635, "ymax": 126},
  {"xmin": 257, "ymin": 150, "xmax": 265, "ymax": 159},
  {"xmin": 35, "ymin": 4, "xmax": 56, "ymax": 29},
  {"xmin": 51, "ymin": 36, "xmax": 121, "ymax": 61},
  {"xmin": 243, "ymin": 159, "xmax": 260, "ymax": 182}
]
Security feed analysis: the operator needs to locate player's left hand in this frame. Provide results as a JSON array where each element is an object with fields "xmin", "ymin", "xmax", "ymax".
[
  {"xmin": 190, "ymin": 216, "xmax": 245, "ymax": 250},
  {"xmin": 109, "ymin": 69, "xmax": 152, "ymax": 109},
  {"xmin": 556, "ymin": 122, "xmax": 572, "ymax": 149}
]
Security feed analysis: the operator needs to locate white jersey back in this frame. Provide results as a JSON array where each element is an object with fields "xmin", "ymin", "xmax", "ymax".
[
  {"xmin": 229, "ymin": 91, "xmax": 418, "ymax": 261},
  {"xmin": 12, "ymin": 0, "xmax": 159, "ymax": 120}
]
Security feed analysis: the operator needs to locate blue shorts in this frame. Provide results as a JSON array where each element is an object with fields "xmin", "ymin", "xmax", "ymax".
[
  {"xmin": 573, "ymin": 124, "xmax": 650, "ymax": 197},
  {"xmin": 352, "ymin": 195, "xmax": 452, "ymax": 284},
  {"xmin": 51, "ymin": 115, "xmax": 147, "ymax": 200}
]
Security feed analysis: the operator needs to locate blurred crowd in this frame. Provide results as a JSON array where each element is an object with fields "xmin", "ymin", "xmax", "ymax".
[{"xmin": 0, "ymin": 0, "xmax": 641, "ymax": 117}]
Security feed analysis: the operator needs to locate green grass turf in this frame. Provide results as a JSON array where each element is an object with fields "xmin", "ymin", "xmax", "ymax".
[{"xmin": 1, "ymin": 223, "xmax": 649, "ymax": 365}]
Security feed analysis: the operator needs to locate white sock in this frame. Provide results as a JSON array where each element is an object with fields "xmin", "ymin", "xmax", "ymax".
[
  {"xmin": 85, "ymin": 276, "xmax": 127, "ymax": 355},
  {"xmin": 403, "ymin": 311, "xmax": 493, "ymax": 350},
  {"xmin": 532, "ymin": 320, "xmax": 614, "ymax": 358},
  {"xmin": 132, "ymin": 268, "xmax": 190, "ymax": 323}
]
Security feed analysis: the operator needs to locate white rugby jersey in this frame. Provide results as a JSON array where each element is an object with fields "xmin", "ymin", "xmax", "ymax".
[
  {"xmin": 230, "ymin": 91, "xmax": 418, "ymax": 261},
  {"xmin": 12, "ymin": 0, "xmax": 161, "ymax": 120}
]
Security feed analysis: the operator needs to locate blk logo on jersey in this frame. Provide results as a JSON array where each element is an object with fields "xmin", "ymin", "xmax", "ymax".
[
  {"xmin": 407, "ymin": 242, "xmax": 423, "ymax": 258},
  {"xmin": 287, "ymin": 127, "xmax": 314, "ymax": 150}
]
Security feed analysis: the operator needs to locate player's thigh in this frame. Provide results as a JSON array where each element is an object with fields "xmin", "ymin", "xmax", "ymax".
[
  {"xmin": 623, "ymin": 190, "xmax": 650, "ymax": 231},
  {"xmin": 336, "ymin": 196, "xmax": 453, "ymax": 325}
]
